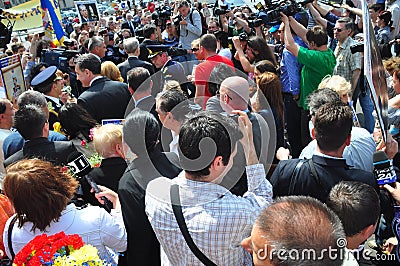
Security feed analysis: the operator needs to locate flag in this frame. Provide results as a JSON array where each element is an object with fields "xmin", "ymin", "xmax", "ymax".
[{"xmin": 40, "ymin": 0, "xmax": 65, "ymax": 45}]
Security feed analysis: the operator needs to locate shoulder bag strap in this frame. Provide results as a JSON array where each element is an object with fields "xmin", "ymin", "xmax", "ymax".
[
  {"xmin": 7, "ymin": 215, "xmax": 18, "ymax": 260},
  {"xmin": 289, "ymin": 159, "xmax": 306, "ymax": 195},
  {"xmin": 170, "ymin": 184, "xmax": 217, "ymax": 266},
  {"xmin": 308, "ymin": 159, "xmax": 329, "ymax": 195}
]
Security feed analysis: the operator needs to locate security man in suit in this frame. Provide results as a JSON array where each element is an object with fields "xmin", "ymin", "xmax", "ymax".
[
  {"xmin": 76, "ymin": 54, "xmax": 131, "ymax": 123},
  {"xmin": 30, "ymin": 66, "xmax": 64, "ymax": 131},
  {"xmin": 118, "ymin": 37, "xmax": 154, "ymax": 83},
  {"xmin": 147, "ymin": 45, "xmax": 189, "ymax": 96},
  {"xmin": 4, "ymin": 105, "xmax": 77, "ymax": 168},
  {"xmin": 270, "ymin": 102, "xmax": 377, "ymax": 203}
]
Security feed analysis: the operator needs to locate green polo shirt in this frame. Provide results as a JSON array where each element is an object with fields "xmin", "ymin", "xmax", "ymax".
[{"xmin": 297, "ymin": 46, "xmax": 336, "ymax": 110}]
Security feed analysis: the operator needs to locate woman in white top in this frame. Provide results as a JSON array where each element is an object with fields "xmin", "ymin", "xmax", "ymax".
[{"xmin": 3, "ymin": 159, "xmax": 127, "ymax": 264}]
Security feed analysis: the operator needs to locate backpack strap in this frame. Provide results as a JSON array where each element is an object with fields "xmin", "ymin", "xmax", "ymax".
[
  {"xmin": 289, "ymin": 159, "xmax": 306, "ymax": 195},
  {"xmin": 170, "ymin": 184, "xmax": 217, "ymax": 266},
  {"xmin": 7, "ymin": 215, "xmax": 18, "ymax": 260}
]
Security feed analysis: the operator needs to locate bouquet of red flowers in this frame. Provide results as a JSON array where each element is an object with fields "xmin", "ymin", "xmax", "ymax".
[{"xmin": 13, "ymin": 232, "xmax": 105, "ymax": 265}]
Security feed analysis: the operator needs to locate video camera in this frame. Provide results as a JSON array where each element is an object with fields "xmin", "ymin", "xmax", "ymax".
[
  {"xmin": 214, "ymin": 4, "xmax": 230, "ymax": 16},
  {"xmin": 255, "ymin": 0, "xmax": 312, "ymax": 25},
  {"xmin": 153, "ymin": 5, "xmax": 172, "ymax": 28},
  {"xmin": 41, "ymin": 48, "xmax": 79, "ymax": 73}
]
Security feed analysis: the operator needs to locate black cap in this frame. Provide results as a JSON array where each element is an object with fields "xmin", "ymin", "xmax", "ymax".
[
  {"xmin": 147, "ymin": 45, "xmax": 170, "ymax": 59},
  {"xmin": 31, "ymin": 66, "xmax": 62, "ymax": 89}
]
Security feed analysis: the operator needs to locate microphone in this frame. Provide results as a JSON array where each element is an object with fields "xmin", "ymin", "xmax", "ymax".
[
  {"xmin": 373, "ymin": 151, "xmax": 397, "ymax": 186},
  {"xmin": 67, "ymin": 152, "xmax": 113, "ymax": 213}
]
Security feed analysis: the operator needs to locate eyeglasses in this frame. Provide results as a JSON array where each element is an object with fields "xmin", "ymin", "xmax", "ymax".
[
  {"xmin": 333, "ymin": 28, "xmax": 343, "ymax": 32},
  {"xmin": 191, "ymin": 47, "xmax": 199, "ymax": 52}
]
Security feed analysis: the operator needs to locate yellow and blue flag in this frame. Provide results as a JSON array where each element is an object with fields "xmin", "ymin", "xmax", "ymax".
[{"xmin": 41, "ymin": 0, "xmax": 64, "ymax": 45}]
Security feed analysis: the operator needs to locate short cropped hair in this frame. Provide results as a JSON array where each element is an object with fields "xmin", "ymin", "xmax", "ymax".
[
  {"xmin": 127, "ymin": 67, "xmax": 151, "ymax": 93},
  {"xmin": 179, "ymin": 111, "xmax": 242, "ymax": 179},
  {"xmin": 17, "ymin": 90, "xmax": 47, "ymax": 109},
  {"xmin": 255, "ymin": 196, "xmax": 345, "ymax": 266},
  {"xmin": 123, "ymin": 108, "xmax": 159, "ymax": 156},
  {"xmin": 88, "ymin": 36, "xmax": 105, "ymax": 52},
  {"xmin": 14, "ymin": 105, "xmax": 47, "ymax": 140},
  {"xmin": 123, "ymin": 37, "xmax": 139, "ymax": 53},
  {"xmin": 76, "ymin": 53, "xmax": 101, "ymax": 75},
  {"xmin": 93, "ymin": 124, "xmax": 123, "ymax": 158},
  {"xmin": 308, "ymin": 88, "xmax": 341, "ymax": 116},
  {"xmin": 314, "ymin": 102, "xmax": 352, "ymax": 152},
  {"xmin": 156, "ymin": 89, "xmax": 189, "ymax": 122},
  {"xmin": 200, "ymin": 34, "xmax": 217, "ymax": 52},
  {"xmin": 327, "ymin": 181, "xmax": 380, "ymax": 237},
  {"xmin": 143, "ymin": 24, "xmax": 156, "ymax": 39},
  {"xmin": 4, "ymin": 159, "xmax": 79, "ymax": 231},
  {"xmin": 306, "ymin": 25, "xmax": 328, "ymax": 47},
  {"xmin": 177, "ymin": 0, "xmax": 190, "ymax": 9},
  {"xmin": 336, "ymin": 17, "xmax": 354, "ymax": 30}
]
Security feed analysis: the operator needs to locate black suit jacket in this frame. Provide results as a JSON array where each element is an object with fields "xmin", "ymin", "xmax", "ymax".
[
  {"xmin": 45, "ymin": 97, "xmax": 63, "ymax": 131},
  {"xmin": 118, "ymin": 150, "xmax": 181, "ymax": 266},
  {"xmin": 90, "ymin": 157, "xmax": 127, "ymax": 192},
  {"xmin": 270, "ymin": 155, "xmax": 378, "ymax": 203},
  {"xmin": 121, "ymin": 21, "xmax": 135, "ymax": 35},
  {"xmin": 117, "ymin": 56, "xmax": 154, "ymax": 83},
  {"xmin": 77, "ymin": 77, "xmax": 131, "ymax": 123},
  {"xmin": 4, "ymin": 137, "xmax": 77, "ymax": 168}
]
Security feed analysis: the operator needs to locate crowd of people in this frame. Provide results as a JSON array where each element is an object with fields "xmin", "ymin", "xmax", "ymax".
[{"xmin": 0, "ymin": 0, "xmax": 400, "ymax": 264}]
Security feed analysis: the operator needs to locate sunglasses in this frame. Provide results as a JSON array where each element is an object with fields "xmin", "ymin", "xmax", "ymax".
[
  {"xmin": 191, "ymin": 47, "xmax": 199, "ymax": 52},
  {"xmin": 333, "ymin": 28, "xmax": 343, "ymax": 32}
]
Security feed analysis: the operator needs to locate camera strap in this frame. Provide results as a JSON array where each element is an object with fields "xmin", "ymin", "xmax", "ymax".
[{"xmin": 170, "ymin": 184, "xmax": 217, "ymax": 266}]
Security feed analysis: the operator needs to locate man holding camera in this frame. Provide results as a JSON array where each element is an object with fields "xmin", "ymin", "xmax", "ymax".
[{"xmin": 176, "ymin": 0, "xmax": 202, "ymax": 73}]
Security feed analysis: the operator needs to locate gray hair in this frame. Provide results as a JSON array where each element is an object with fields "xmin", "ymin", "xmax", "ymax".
[
  {"xmin": 88, "ymin": 36, "xmax": 105, "ymax": 52},
  {"xmin": 17, "ymin": 90, "xmax": 47, "ymax": 108},
  {"xmin": 307, "ymin": 88, "xmax": 341, "ymax": 116},
  {"xmin": 123, "ymin": 37, "xmax": 139, "ymax": 54},
  {"xmin": 255, "ymin": 196, "xmax": 345, "ymax": 266}
]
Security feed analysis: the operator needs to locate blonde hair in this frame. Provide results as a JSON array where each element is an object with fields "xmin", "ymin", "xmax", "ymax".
[
  {"xmin": 318, "ymin": 75, "xmax": 351, "ymax": 95},
  {"xmin": 101, "ymin": 61, "xmax": 124, "ymax": 82},
  {"xmin": 191, "ymin": 38, "xmax": 200, "ymax": 48},
  {"xmin": 93, "ymin": 124, "xmax": 123, "ymax": 158},
  {"xmin": 163, "ymin": 80, "xmax": 183, "ymax": 93}
]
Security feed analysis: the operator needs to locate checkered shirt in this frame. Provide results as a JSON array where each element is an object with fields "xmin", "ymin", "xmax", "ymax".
[
  {"xmin": 145, "ymin": 164, "xmax": 272, "ymax": 266},
  {"xmin": 333, "ymin": 37, "xmax": 362, "ymax": 83}
]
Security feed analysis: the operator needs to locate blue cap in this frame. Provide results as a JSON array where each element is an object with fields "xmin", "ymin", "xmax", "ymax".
[
  {"xmin": 31, "ymin": 66, "xmax": 60, "ymax": 89},
  {"xmin": 268, "ymin": 25, "xmax": 280, "ymax": 33},
  {"xmin": 147, "ymin": 45, "xmax": 170, "ymax": 59}
]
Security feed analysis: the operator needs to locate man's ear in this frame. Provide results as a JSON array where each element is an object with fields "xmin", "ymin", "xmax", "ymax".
[
  {"xmin": 345, "ymin": 134, "xmax": 351, "ymax": 146},
  {"xmin": 311, "ymin": 128, "xmax": 316, "ymax": 139}
]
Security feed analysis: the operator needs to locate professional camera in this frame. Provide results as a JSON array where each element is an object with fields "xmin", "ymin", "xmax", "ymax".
[
  {"xmin": 214, "ymin": 4, "xmax": 230, "ymax": 15},
  {"xmin": 173, "ymin": 14, "xmax": 182, "ymax": 27},
  {"xmin": 41, "ymin": 48, "xmax": 79, "ymax": 73},
  {"xmin": 152, "ymin": 5, "xmax": 172, "ymax": 27},
  {"xmin": 248, "ymin": 18, "xmax": 263, "ymax": 28},
  {"xmin": 255, "ymin": 0, "xmax": 306, "ymax": 25}
]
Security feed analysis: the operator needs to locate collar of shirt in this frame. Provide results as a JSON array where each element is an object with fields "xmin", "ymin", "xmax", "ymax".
[
  {"xmin": 45, "ymin": 95, "xmax": 61, "ymax": 106},
  {"xmin": 128, "ymin": 55, "xmax": 138, "ymax": 59},
  {"xmin": 135, "ymin": 94, "xmax": 151, "ymax": 107},
  {"xmin": 90, "ymin": 76, "xmax": 103, "ymax": 87},
  {"xmin": 174, "ymin": 171, "xmax": 229, "ymax": 206},
  {"xmin": 313, "ymin": 150, "xmax": 343, "ymax": 160},
  {"xmin": 338, "ymin": 36, "xmax": 353, "ymax": 50}
]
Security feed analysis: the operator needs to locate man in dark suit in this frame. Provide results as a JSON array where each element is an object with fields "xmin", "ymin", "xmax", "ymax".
[
  {"xmin": 118, "ymin": 108, "xmax": 181, "ymax": 266},
  {"xmin": 270, "ymin": 102, "xmax": 378, "ymax": 203},
  {"xmin": 4, "ymin": 105, "xmax": 77, "ymax": 168},
  {"xmin": 117, "ymin": 37, "xmax": 154, "ymax": 83},
  {"xmin": 30, "ymin": 66, "xmax": 64, "ymax": 131},
  {"xmin": 76, "ymin": 54, "xmax": 131, "ymax": 123},
  {"xmin": 121, "ymin": 13, "xmax": 136, "ymax": 36},
  {"xmin": 139, "ymin": 24, "xmax": 160, "ymax": 63},
  {"xmin": 125, "ymin": 67, "xmax": 158, "ymax": 121}
]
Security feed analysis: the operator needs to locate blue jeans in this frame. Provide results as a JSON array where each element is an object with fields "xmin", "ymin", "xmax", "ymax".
[{"xmin": 352, "ymin": 84, "xmax": 375, "ymax": 133}]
